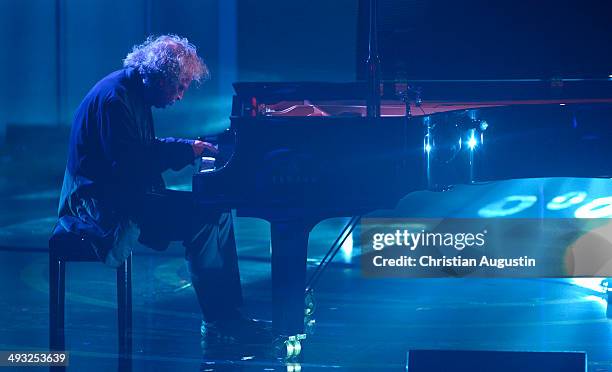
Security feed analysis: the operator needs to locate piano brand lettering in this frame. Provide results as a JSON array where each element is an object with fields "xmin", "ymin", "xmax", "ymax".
[{"xmin": 371, "ymin": 229, "xmax": 486, "ymax": 251}]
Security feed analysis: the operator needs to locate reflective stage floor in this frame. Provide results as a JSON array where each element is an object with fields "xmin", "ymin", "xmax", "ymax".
[{"xmin": 1, "ymin": 176, "xmax": 611, "ymax": 371}]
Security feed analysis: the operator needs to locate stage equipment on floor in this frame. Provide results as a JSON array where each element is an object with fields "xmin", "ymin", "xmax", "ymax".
[{"xmin": 406, "ymin": 349, "xmax": 587, "ymax": 372}]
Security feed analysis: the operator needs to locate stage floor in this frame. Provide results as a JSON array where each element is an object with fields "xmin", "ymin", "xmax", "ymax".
[{"xmin": 0, "ymin": 176, "xmax": 611, "ymax": 371}]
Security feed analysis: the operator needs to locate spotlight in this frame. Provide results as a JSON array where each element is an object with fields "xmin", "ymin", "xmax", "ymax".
[
  {"xmin": 467, "ymin": 130, "xmax": 477, "ymax": 150},
  {"xmin": 467, "ymin": 137, "xmax": 477, "ymax": 150}
]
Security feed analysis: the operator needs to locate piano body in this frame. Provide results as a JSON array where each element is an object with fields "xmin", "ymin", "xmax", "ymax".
[
  {"xmin": 193, "ymin": 79, "xmax": 612, "ymax": 336},
  {"xmin": 194, "ymin": 0, "xmax": 612, "ymax": 341}
]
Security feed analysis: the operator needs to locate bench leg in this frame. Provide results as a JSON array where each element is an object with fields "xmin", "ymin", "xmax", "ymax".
[
  {"xmin": 49, "ymin": 256, "xmax": 65, "ymax": 351},
  {"xmin": 117, "ymin": 255, "xmax": 132, "ymax": 355}
]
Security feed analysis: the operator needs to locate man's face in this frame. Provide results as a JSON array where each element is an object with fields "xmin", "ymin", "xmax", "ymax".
[{"xmin": 151, "ymin": 77, "xmax": 191, "ymax": 108}]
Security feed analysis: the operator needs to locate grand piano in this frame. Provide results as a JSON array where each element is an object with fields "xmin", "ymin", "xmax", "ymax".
[{"xmin": 193, "ymin": 0, "xmax": 612, "ymax": 349}]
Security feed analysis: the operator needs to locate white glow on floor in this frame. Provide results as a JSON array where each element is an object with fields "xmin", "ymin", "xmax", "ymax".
[
  {"xmin": 575, "ymin": 197, "xmax": 612, "ymax": 218},
  {"xmin": 570, "ymin": 278, "xmax": 607, "ymax": 294},
  {"xmin": 582, "ymin": 295, "xmax": 608, "ymax": 310},
  {"xmin": 341, "ymin": 232, "xmax": 354, "ymax": 263},
  {"xmin": 166, "ymin": 183, "xmax": 192, "ymax": 191}
]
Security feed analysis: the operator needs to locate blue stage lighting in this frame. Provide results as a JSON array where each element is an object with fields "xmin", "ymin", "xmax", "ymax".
[
  {"xmin": 341, "ymin": 232, "xmax": 354, "ymax": 263},
  {"xmin": 467, "ymin": 132, "xmax": 477, "ymax": 150},
  {"xmin": 478, "ymin": 195, "xmax": 538, "ymax": 217},
  {"xmin": 575, "ymin": 197, "xmax": 612, "ymax": 218},
  {"xmin": 546, "ymin": 191, "xmax": 587, "ymax": 211}
]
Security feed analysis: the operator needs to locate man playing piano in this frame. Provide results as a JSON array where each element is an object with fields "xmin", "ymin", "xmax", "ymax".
[{"xmin": 56, "ymin": 34, "xmax": 264, "ymax": 342}]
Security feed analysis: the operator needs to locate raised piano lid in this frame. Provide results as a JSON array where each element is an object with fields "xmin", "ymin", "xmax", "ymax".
[{"xmin": 233, "ymin": 79, "xmax": 612, "ymax": 117}]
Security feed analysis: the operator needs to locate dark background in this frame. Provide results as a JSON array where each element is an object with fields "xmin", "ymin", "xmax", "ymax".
[{"xmin": 357, "ymin": 0, "xmax": 612, "ymax": 80}]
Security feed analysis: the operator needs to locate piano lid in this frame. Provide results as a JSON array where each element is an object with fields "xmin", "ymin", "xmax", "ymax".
[
  {"xmin": 233, "ymin": 79, "xmax": 612, "ymax": 118},
  {"xmin": 356, "ymin": 0, "xmax": 612, "ymax": 81},
  {"xmin": 234, "ymin": 79, "xmax": 612, "ymax": 102}
]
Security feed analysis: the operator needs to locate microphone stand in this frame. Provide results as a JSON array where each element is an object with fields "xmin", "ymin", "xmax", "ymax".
[{"xmin": 365, "ymin": 0, "xmax": 381, "ymax": 119}]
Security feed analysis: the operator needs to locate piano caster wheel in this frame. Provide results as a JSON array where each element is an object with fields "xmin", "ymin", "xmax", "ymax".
[
  {"xmin": 273, "ymin": 334, "xmax": 306, "ymax": 360},
  {"xmin": 305, "ymin": 290, "xmax": 316, "ymax": 317},
  {"xmin": 285, "ymin": 362, "xmax": 302, "ymax": 372}
]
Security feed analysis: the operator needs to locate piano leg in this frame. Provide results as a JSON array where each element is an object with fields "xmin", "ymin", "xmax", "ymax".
[{"xmin": 270, "ymin": 220, "xmax": 310, "ymax": 336}]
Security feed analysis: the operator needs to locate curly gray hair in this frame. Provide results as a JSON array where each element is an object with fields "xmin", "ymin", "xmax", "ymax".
[{"xmin": 123, "ymin": 34, "xmax": 209, "ymax": 87}]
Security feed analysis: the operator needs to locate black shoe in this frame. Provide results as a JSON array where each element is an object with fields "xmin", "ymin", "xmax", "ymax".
[{"xmin": 200, "ymin": 316, "xmax": 273, "ymax": 344}]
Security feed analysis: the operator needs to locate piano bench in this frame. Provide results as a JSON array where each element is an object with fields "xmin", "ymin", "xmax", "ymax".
[{"xmin": 48, "ymin": 227, "xmax": 132, "ymax": 355}]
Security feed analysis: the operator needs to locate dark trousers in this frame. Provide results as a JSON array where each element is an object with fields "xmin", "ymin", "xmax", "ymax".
[{"xmin": 129, "ymin": 189, "xmax": 243, "ymax": 322}]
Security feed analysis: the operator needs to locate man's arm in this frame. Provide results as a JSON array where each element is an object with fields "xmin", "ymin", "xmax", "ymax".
[
  {"xmin": 156, "ymin": 137, "xmax": 218, "ymax": 161},
  {"xmin": 98, "ymin": 99, "xmax": 203, "ymax": 184}
]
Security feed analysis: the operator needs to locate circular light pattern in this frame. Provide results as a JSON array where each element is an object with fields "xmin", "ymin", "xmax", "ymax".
[
  {"xmin": 546, "ymin": 191, "xmax": 587, "ymax": 210},
  {"xmin": 575, "ymin": 197, "xmax": 612, "ymax": 218},
  {"xmin": 478, "ymin": 195, "xmax": 538, "ymax": 217}
]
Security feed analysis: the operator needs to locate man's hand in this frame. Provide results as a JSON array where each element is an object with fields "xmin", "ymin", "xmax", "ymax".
[{"xmin": 192, "ymin": 140, "xmax": 218, "ymax": 157}]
